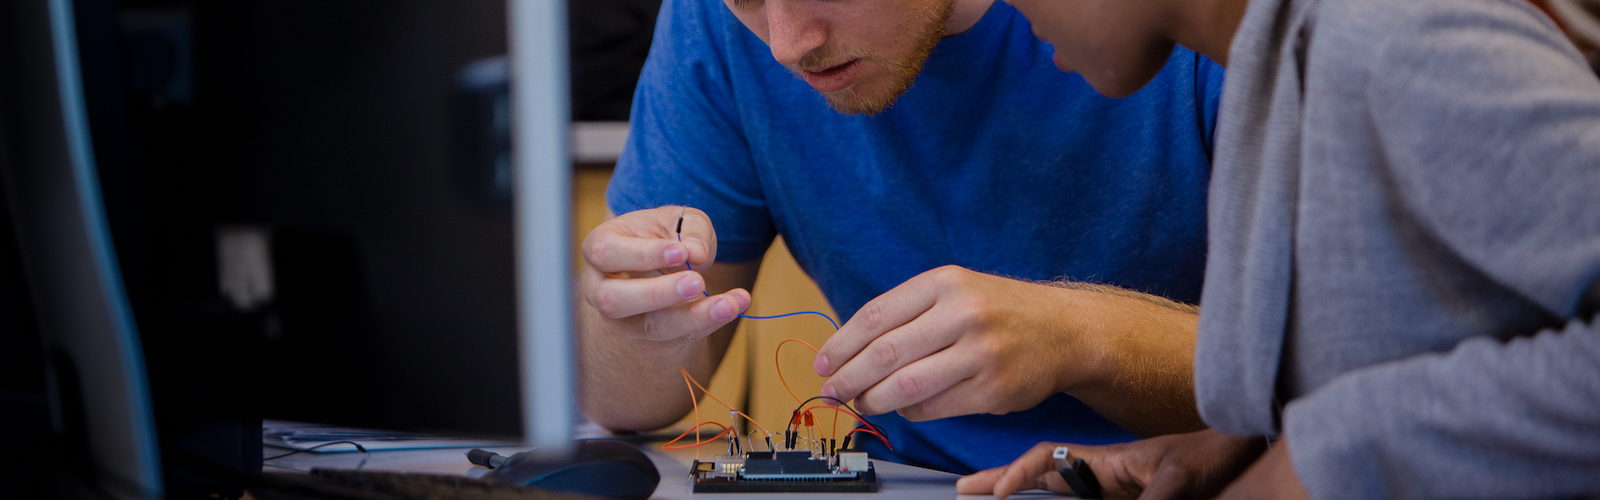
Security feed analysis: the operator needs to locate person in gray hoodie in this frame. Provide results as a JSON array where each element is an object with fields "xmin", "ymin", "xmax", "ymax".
[{"xmin": 957, "ymin": 0, "xmax": 1600, "ymax": 498}]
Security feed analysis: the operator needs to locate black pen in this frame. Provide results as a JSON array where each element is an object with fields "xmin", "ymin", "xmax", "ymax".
[{"xmin": 1053, "ymin": 446, "xmax": 1104, "ymax": 499}]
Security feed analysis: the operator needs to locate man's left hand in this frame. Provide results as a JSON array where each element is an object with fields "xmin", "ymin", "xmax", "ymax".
[{"xmin": 811, "ymin": 265, "xmax": 1199, "ymax": 433}]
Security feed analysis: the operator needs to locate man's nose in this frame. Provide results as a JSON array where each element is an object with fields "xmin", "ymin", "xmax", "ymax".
[{"xmin": 766, "ymin": 0, "xmax": 826, "ymax": 67}]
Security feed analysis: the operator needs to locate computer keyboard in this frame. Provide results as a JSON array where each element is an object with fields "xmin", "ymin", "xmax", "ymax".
[{"xmin": 250, "ymin": 469, "xmax": 599, "ymax": 500}]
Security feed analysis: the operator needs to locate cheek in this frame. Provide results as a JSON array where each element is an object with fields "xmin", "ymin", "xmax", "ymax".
[
  {"xmin": 842, "ymin": 4, "xmax": 923, "ymax": 53},
  {"xmin": 725, "ymin": 2, "xmax": 770, "ymax": 43}
]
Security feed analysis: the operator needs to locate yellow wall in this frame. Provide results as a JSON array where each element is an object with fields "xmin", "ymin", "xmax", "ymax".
[{"xmin": 574, "ymin": 167, "xmax": 843, "ymax": 440}]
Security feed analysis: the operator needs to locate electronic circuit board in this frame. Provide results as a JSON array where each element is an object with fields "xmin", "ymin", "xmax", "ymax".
[{"xmin": 690, "ymin": 450, "xmax": 879, "ymax": 493}]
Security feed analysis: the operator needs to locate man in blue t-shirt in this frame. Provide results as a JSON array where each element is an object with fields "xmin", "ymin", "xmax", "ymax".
[{"xmin": 577, "ymin": 0, "xmax": 1225, "ymax": 474}]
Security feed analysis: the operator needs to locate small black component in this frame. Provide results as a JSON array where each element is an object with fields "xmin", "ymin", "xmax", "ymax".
[
  {"xmin": 740, "ymin": 460, "xmax": 779, "ymax": 475},
  {"xmin": 742, "ymin": 457, "xmax": 829, "ymax": 475},
  {"xmin": 466, "ymin": 448, "xmax": 508, "ymax": 469},
  {"xmin": 1059, "ymin": 458, "xmax": 1104, "ymax": 500},
  {"xmin": 676, "ymin": 216, "xmax": 684, "ymax": 234},
  {"xmin": 840, "ymin": 434, "xmax": 854, "ymax": 451},
  {"xmin": 691, "ymin": 460, "xmax": 878, "ymax": 493},
  {"xmin": 746, "ymin": 451, "xmax": 774, "ymax": 460}
]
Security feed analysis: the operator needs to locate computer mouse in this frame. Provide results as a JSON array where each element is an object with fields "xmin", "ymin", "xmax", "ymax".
[{"xmin": 486, "ymin": 439, "xmax": 661, "ymax": 500}]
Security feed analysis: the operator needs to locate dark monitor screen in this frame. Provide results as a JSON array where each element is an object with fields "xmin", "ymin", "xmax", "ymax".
[
  {"xmin": 198, "ymin": 1, "xmax": 576, "ymax": 443},
  {"xmin": 205, "ymin": 2, "xmax": 526, "ymax": 437},
  {"xmin": 37, "ymin": 0, "xmax": 572, "ymax": 462},
  {"xmin": 4, "ymin": 0, "xmax": 575, "ymax": 497}
]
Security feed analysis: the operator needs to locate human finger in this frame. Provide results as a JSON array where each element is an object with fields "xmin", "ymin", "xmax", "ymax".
[
  {"xmin": 629, "ymin": 289, "xmax": 751, "ymax": 342},
  {"xmin": 584, "ymin": 206, "xmax": 716, "ymax": 272},
  {"xmin": 813, "ymin": 275, "xmax": 942, "ymax": 377},
  {"xmin": 586, "ymin": 270, "xmax": 707, "ymax": 319},
  {"xmin": 955, "ymin": 466, "xmax": 1004, "ymax": 495},
  {"xmin": 656, "ymin": 206, "xmax": 718, "ymax": 268},
  {"xmin": 819, "ymin": 310, "xmax": 962, "ymax": 406},
  {"xmin": 991, "ymin": 442, "xmax": 1073, "ymax": 499},
  {"xmin": 852, "ymin": 348, "xmax": 979, "ymax": 418},
  {"xmin": 583, "ymin": 232, "xmax": 696, "ymax": 274}
]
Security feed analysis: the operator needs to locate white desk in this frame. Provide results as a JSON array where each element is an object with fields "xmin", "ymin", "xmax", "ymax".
[{"xmin": 262, "ymin": 441, "xmax": 1015, "ymax": 499}]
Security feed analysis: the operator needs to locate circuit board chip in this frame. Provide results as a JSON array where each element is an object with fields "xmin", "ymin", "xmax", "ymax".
[{"xmin": 690, "ymin": 452, "xmax": 879, "ymax": 493}]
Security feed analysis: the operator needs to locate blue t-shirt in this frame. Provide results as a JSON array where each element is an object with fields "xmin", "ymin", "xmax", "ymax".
[{"xmin": 608, "ymin": 0, "xmax": 1224, "ymax": 474}]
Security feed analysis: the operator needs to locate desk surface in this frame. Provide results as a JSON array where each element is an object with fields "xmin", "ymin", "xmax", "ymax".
[{"xmin": 262, "ymin": 441, "xmax": 1034, "ymax": 499}]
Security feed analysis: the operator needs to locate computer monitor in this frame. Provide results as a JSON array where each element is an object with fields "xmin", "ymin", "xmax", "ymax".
[
  {"xmin": 187, "ymin": 0, "xmax": 576, "ymax": 446},
  {"xmin": 184, "ymin": 0, "xmax": 577, "ymax": 446},
  {"xmin": 1, "ymin": 0, "xmax": 164, "ymax": 498},
  {"xmin": 509, "ymin": 0, "xmax": 578, "ymax": 455},
  {"xmin": 1, "ymin": 0, "xmax": 575, "ymax": 497}
]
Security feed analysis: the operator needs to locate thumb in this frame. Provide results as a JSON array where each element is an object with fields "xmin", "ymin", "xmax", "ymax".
[
  {"xmin": 956, "ymin": 467, "xmax": 1005, "ymax": 496},
  {"xmin": 662, "ymin": 206, "xmax": 718, "ymax": 267}
]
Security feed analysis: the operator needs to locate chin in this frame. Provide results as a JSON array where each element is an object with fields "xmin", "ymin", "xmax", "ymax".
[
  {"xmin": 818, "ymin": 53, "xmax": 926, "ymax": 115},
  {"xmin": 822, "ymin": 81, "xmax": 903, "ymax": 116},
  {"xmin": 824, "ymin": 93, "xmax": 893, "ymax": 115}
]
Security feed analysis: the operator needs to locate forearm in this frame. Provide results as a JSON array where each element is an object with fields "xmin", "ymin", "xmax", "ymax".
[
  {"xmin": 575, "ymin": 255, "xmax": 762, "ymax": 431},
  {"xmin": 1049, "ymin": 283, "xmax": 1205, "ymax": 437},
  {"xmin": 576, "ymin": 302, "xmax": 738, "ymax": 431}
]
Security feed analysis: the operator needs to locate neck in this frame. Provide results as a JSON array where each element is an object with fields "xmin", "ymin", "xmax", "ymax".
[
  {"xmin": 1168, "ymin": 0, "xmax": 1249, "ymax": 67},
  {"xmin": 947, "ymin": 0, "xmax": 996, "ymax": 35}
]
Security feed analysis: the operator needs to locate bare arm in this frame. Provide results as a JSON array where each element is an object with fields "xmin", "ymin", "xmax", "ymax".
[
  {"xmin": 578, "ymin": 251, "xmax": 761, "ymax": 431},
  {"xmin": 815, "ymin": 266, "xmax": 1203, "ymax": 438},
  {"xmin": 574, "ymin": 207, "xmax": 763, "ymax": 431},
  {"xmin": 1046, "ymin": 282, "xmax": 1203, "ymax": 437}
]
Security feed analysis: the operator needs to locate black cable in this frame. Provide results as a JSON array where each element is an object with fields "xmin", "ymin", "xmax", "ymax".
[
  {"xmin": 786, "ymin": 396, "xmax": 889, "ymax": 450},
  {"xmin": 263, "ymin": 440, "xmax": 369, "ymax": 461},
  {"xmin": 788, "ymin": 396, "xmax": 885, "ymax": 434}
]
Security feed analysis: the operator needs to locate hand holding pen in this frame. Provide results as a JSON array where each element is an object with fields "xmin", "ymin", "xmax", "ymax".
[{"xmin": 955, "ymin": 429, "xmax": 1267, "ymax": 500}]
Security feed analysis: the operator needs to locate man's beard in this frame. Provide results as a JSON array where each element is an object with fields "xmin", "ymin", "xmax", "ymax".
[{"xmin": 792, "ymin": 0, "xmax": 954, "ymax": 116}]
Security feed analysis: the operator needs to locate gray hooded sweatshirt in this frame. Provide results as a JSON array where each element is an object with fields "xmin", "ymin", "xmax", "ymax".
[{"xmin": 1196, "ymin": 0, "xmax": 1600, "ymax": 497}]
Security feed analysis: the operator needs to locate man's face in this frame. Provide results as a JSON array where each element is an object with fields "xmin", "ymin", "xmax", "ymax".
[
  {"xmin": 1005, "ymin": 0, "xmax": 1175, "ymax": 98},
  {"xmin": 725, "ymin": 0, "xmax": 955, "ymax": 115}
]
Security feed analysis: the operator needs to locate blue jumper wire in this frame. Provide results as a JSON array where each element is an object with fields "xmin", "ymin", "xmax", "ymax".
[{"xmin": 676, "ymin": 216, "xmax": 840, "ymax": 330}]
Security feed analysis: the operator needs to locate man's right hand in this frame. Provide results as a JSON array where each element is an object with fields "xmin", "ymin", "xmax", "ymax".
[
  {"xmin": 580, "ymin": 206, "xmax": 752, "ymax": 345},
  {"xmin": 955, "ymin": 429, "xmax": 1267, "ymax": 500}
]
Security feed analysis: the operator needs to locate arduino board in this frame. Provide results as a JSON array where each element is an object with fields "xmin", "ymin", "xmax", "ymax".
[{"xmin": 690, "ymin": 450, "xmax": 878, "ymax": 493}]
